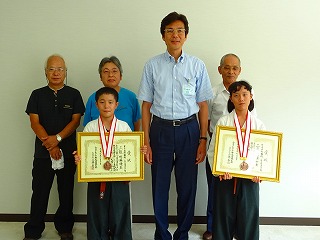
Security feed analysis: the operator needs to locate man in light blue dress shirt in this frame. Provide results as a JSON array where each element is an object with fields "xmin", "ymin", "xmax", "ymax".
[{"xmin": 138, "ymin": 12, "xmax": 213, "ymax": 240}]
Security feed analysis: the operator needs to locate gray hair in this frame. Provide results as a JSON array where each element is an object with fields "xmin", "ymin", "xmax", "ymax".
[
  {"xmin": 220, "ymin": 53, "xmax": 241, "ymax": 67},
  {"xmin": 98, "ymin": 56, "xmax": 123, "ymax": 76},
  {"xmin": 44, "ymin": 54, "xmax": 67, "ymax": 69}
]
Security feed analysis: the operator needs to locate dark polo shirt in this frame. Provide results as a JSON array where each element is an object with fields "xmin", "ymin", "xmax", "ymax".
[{"xmin": 26, "ymin": 85, "xmax": 85, "ymax": 158}]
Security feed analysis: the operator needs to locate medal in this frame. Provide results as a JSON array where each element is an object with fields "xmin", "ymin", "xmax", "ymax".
[
  {"xmin": 104, "ymin": 161, "xmax": 112, "ymax": 171},
  {"xmin": 239, "ymin": 161, "xmax": 249, "ymax": 171}
]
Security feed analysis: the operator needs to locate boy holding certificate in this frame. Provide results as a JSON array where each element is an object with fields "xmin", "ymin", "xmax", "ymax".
[
  {"xmin": 74, "ymin": 87, "xmax": 145, "ymax": 240},
  {"xmin": 207, "ymin": 81, "xmax": 265, "ymax": 240}
]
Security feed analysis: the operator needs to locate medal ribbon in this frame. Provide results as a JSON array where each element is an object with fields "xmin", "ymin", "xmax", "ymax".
[
  {"xmin": 98, "ymin": 116, "xmax": 117, "ymax": 199},
  {"xmin": 98, "ymin": 116, "xmax": 117, "ymax": 158},
  {"xmin": 233, "ymin": 111, "xmax": 251, "ymax": 195},
  {"xmin": 234, "ymin": 111, "xmax": 251, "ymax": 160}
]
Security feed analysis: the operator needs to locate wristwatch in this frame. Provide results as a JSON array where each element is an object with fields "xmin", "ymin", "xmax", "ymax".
[
  {"xmin": 199, "ymin": 136, "xmax": 207, "ymax": 143},
  {"xmin": 56, "ymin": 134, "xmax": 62, "ymax": 142}
]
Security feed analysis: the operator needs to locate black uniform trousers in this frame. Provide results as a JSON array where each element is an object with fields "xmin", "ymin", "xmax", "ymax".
[
  {"xmin": 24, "ymin": 157, "xmax": 76, "ymax": 238},
  {"xmin": 212, "ymin": 177, "xmax": 259, "ymax": 240},
  {"xmin": 86, "ymin": 181, "xmax": 132, "ymax": 240}
]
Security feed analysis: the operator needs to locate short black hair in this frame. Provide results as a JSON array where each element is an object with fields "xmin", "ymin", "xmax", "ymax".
[
  {"xmin": 160, "ymin": 12, "xmax": 189, "ymax": 37},
  {"xmin": 227, "ymin": 80, "xmax": 254, "ymax": 112},
  {"xmin": 95, "ymin": 87, "xmax": 118, "ymax": 102}
]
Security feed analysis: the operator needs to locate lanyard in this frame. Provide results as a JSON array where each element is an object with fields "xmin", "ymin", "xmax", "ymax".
[
  {"xmin": 234, "ymin": 111, "xmax": 251, "ymax": 160},
  {"xmin": 98, "ymin": 116, "xmax": 117, "ymax": 199},
  {"xmin": 232, "ymin": 111, "xmax": 251, "ymax": 194},
  {"xmin": 98, "ymin": 116, "xmax": 117, "ymax": 158}
]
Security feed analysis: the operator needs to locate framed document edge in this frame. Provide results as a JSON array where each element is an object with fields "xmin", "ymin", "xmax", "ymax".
[
  {"xmin": 77, "ymin": 131, "xmax": 144, "ymax": 182},
  {"xmin": 212, "ymin": 125, "xmax": 282, "ymax": 182}
]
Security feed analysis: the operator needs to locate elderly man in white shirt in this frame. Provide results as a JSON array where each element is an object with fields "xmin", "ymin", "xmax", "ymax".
[{"xmin": 203, "ymin": 53, "xmax": 256, "ymax": 240}]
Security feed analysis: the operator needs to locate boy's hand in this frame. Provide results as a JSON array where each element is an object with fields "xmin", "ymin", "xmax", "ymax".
[
  {"xmin": 220, "ymin": 172, "xmax": 233, "ymax": 181},
  {"xmin": 73, "ymin": 151, "xmax": 81, "ymax": 165}
]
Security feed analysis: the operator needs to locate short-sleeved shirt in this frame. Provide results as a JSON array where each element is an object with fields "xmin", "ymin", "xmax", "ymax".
[
  {"xmin": 208, "ymin": 82, "xmax": 231, "ymax": 133},
  {"xmin": 26, "ymin": 85, "xmax": 85, "ymax": 158},
  {"xmin": 84, "ymin": 119, "xmax": 131, "ymax": 133},
  {"xmin": 83, "ymin": 87, "xmax": 141, "ymax": 130},
  {"xmin": 138, "ymin": 51, "xmax": 213, "ymax": 120},
  {"xmin": 207, "ymin": 110, "xmax": 266, "ymax": 169}
]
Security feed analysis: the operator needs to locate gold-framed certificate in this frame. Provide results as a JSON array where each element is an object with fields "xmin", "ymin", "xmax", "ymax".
[
  {"xmin": 212, "ymin": 126, "xmax": 282, "ymax": 182},
  {"xmin": 77, "ymin": 131, "xmax": 144, "ymax": 182}
]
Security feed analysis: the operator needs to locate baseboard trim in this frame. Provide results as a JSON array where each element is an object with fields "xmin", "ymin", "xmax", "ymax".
[{"xmin": 0, "ymin": 214, "xmax": 319, "ymax": 226}]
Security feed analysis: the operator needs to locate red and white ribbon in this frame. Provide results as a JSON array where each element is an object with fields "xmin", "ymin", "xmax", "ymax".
[
  {"xmin": 98, "ymin": 116, "xmax": 117, "ymax": 158},
  {"xmin": 98, "ymin": 116, "xmax": 117, "ymax": 200},
  {"xmin": 234, "ymin": 111, "xmax": 251, "ymax": 160}
]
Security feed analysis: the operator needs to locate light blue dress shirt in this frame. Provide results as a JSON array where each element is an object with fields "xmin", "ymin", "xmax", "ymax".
[{"xmin": 138, "ymin": 51, "xmax": 213, "ymax": 120}]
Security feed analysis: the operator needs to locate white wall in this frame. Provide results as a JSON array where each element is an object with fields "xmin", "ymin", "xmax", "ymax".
[{"xmin": 1, "ymin": 0, "xmax": 319, "ymax": 218}]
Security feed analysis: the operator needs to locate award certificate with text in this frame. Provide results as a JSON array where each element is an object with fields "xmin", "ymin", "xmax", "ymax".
[
  {"xmin": 212, "ymin": 126, "xmax": 282, "ymax": 182},
  {"xmin": 77, "ymin": 132, "xmax": 144, "ymax": 182}
]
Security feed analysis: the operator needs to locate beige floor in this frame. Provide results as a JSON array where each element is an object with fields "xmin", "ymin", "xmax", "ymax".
[{"xmin": 1, "ymin": 222, "xmax": 319, "ymax": 240}]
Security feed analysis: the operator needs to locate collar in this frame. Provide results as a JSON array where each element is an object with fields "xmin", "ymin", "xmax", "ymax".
[
  {"xmin": 165, "ymin": 50, "xmax": 185, "ymax": 63},
  {"xmin": 216, "ymin": 82, "xmax": 228, "ymax": 95},
  {"xmin": 48, "ymin": 84, "xmax": 65, "ymax": 92}
]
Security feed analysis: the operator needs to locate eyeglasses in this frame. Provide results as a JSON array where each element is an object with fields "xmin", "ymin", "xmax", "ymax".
[
  {"xmin": 47, "ymin": 67, "xmax": 66, "ymax": 73},
  {"xmin": 164, "ymin": 28, "xmax": 186, "ymax": 35},
  {"xmin": 222, "ymin": 66, "xmax": 240, "ymax": 71},
  {"xmin": 103, "ymin": 69, "xmax": 119, "ymax": 76}
]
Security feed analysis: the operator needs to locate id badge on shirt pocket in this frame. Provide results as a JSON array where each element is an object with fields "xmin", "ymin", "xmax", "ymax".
[{"xmin": 183, "ymin": 77, "xmax": 196, "ymax": 96}]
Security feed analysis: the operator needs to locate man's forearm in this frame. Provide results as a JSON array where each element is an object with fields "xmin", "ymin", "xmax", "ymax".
[
  {"xmin": 198, "ymin": 101, "xmax": 209, "ymax": 137},
  {"xmin": 57, "ymin": 114, "xmax": 81, "ymax": 140}
]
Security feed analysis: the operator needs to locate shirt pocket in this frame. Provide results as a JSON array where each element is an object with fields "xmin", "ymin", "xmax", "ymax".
[{"xmin": 182, "ymin": 76, "xmax": 196, "ymax": 96}]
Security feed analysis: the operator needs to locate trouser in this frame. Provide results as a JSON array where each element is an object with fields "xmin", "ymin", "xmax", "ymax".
[
  {"xmin": 205, "ymin": 158, "xmax": 214, "ymax": 233},
  {"xmin": 87, "ymin": 182, "xmax": 132, "ymax": 240},
  {"xmin": 212, "ymin": 177, "xmax": 260, "ymax": 240},
  {"xmin": 24, "ymin": 157, "xmax": 76, "ymax": 238},
  {"xmin": 150, "ymin": 117, "xmax": 199, "ymax": 240}
]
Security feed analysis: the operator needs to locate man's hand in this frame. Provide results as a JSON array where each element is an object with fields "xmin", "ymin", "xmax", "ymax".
[
  {"xmin": 49, "ymin": 146, "xmax": 62, "ymax": 160},
  {"xmin": 42, "ymin": 135, "xmax": 59, "ymax": 151},
  {"xmin": 195, "ymin": 140, "xmax": 206, "ymax": 164},
  {"xmin": 144, "ymin": 145, "xmax": 153, "ymax": 165}
]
